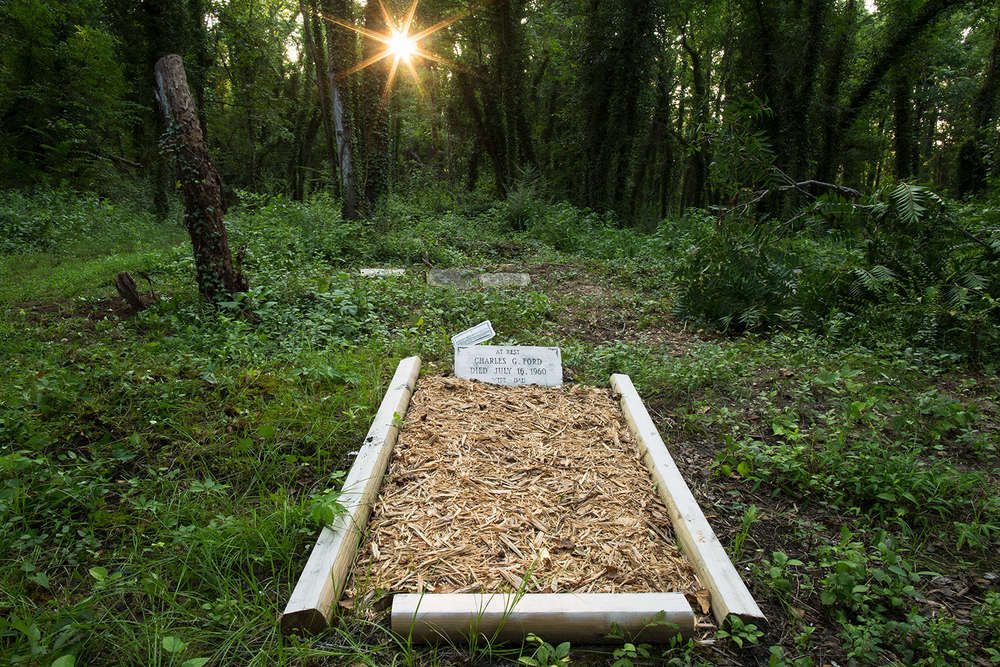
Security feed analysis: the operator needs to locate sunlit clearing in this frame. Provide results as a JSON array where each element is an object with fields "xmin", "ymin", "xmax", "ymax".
[{"xmin": 390, "ymin": 31, "xmax": 415, "ymax": 59}]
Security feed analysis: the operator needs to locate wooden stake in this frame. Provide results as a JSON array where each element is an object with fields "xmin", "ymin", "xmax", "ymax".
[
  {"xmin": 610, "ymin": 374, "xmax": 766, "ymax": 630},
  {"xmin": 281, "ymin": 356, "xmax": 422, "ymax": 635}
]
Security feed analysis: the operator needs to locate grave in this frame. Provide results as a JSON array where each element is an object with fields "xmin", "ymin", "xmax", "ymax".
[
  {"xmin": 479, "ymin": 272, "xmax": 531, "ymax": 287},
  {"xmin": 427, "ymin": 268, "xmax": 480, "ymax": 288},
  {"xmin": 281, "ymin": 356, "xmax": 764, "ymax": 643},
  {"xmin": 427, "ymin": 268, "xmax": 531, "ymax": 289}
]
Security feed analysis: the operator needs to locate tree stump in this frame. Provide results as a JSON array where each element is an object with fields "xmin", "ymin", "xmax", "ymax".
[
  {"xmin": 154, "ymin": 54, "xmax": 247, "ymax": 302},
  {"xmin": 113, "ymin": 272, "xmax": 147, "ymax": 313}
]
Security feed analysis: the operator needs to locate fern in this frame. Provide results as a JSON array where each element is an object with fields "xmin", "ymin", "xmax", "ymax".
[
  {"xmin": 889, "ymin": 182, "xmax": 928, "ymax": 226},
  {"xmin": 850, "ymin": 265, "xmax": 896, "ymax": 300},
  {"xmin": 674, "ymin": 234, "xmax": 802, "ymax": 331}
]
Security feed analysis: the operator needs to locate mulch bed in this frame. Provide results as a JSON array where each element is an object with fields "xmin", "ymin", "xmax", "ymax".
[{"xmin": 344, "ymin": 376, "xmax": 706, "ymax": 614}]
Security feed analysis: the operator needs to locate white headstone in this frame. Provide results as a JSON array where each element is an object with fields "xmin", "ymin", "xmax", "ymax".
[{"xmin": 455, "ymin": 345, "xmax": 562, "ymax": 387}]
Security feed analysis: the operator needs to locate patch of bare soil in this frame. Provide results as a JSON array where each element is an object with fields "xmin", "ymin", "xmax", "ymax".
[
  {"xmin": 527, "ymin": 261, "xmax": 715, "ymax": 351},
  {"xmin": 19, "ymin": 295, "xmax": 144, "ymax": 325},
  {"xmin": 13, "ymin": 296, "xmax": 146, "ymax": 346}
]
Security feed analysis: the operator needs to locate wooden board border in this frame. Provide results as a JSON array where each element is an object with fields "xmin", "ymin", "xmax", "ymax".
[
  {"xmin": 392, "ymin": 592, "xmax": 694, "ymax": 645},
  {"xmin": 281, "ymin": 363, "xmax": 761, "ymax": 639},
  {"xmin": 610, "ymin": 373, "xmax": 766, "ymax": 629},
  {"xmin": 281, "ymin": 356, "xmax": 422, "ymax": 635}
]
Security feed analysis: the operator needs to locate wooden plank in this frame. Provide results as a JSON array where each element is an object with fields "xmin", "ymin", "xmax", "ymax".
[
  {"xmin": 281, "ymin": 356, "xmax": 422, "ymax": 635},
  {"xmin": 610, "ymin": 374, "xmax": 766, "ymax": 629},
  {"xmin": 392, "ymin": 592, "xmax": 694, "ymax": 645}
]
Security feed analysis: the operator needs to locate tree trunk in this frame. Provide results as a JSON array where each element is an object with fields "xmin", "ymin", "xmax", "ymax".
[
  {"xmin": 154, "ymin": 54, "xmax": 247, "ymax": 302},
  {"xmin": 322, "ymin": 0, "xmax": 359, "ymax": 220},
  {"xmin": 893, "ymin": 74, "xmax": 914, "ymax": 180},
  {"xmin": 330, "ymin": 81, "xmax": 358, "ymax": 218},
  {"xmin": 302, "ymin": 0, "xmax": 340, "ymax": 196}
]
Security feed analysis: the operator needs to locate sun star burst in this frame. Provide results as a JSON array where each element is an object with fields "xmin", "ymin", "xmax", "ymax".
[{"xmin": 312, "ymin": 0, "xmax": 484, "ymax": 105}]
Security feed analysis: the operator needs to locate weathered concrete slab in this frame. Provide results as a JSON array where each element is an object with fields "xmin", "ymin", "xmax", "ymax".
[
  {"xmin": 480, "ymin": 272, "xmax": 531, "ymax": 287},
  {"xmin": 427, "ymin": 268, "xmax": 481, "ymax": 288},
  {"xmin": 427, "ymin": 269, "xmax": 531, "ymax": 289}
]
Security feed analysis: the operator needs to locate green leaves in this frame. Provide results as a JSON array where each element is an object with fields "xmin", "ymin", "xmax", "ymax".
[
  {"xmin": 162, "ymin": 636, "xmax": 210, "ymax": 667},
  {"xmin": 309, "ymin": 487, "xmax": 348, "ymax": 527},
  {"xmin": 519, "ymin": 633, "xmax": 571, "ymax": 666},
  {"xmin": 162, "ymin": 636, "xmax": 186, "ymax": 653},
  {"xmin": 716, "ymin": 616, "xmax": 763, "ymax": 649}
]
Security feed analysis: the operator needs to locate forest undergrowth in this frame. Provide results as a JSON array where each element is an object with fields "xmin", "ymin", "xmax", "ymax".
[{"xmin": 1, "ymin": 187, "xmax": 998, "ymax": 666}]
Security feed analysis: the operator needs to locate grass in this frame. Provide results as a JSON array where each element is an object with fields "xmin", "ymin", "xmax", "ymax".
[{"xmin": 1, "ymin": 188, "xmax": 998, "ymax": 666}]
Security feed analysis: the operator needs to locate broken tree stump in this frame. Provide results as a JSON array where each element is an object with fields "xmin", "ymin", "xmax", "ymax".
[{"xmin": 113, "ymin": 272, "xmax": 147, "ymax": 313}]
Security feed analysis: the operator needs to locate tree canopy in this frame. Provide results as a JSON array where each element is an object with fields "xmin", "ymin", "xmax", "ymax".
[{"xmin": 1, "ymin": 0, "xmax": 998, "ymax": 218}]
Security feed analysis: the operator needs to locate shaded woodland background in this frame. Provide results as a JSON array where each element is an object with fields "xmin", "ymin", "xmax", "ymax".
[{"xmin": 2, "ymin": 0, "xmax": 998, "ymax": 224}]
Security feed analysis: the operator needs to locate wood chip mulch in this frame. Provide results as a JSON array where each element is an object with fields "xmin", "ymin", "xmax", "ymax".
[{"xmin": 344, "ymin": 376, "xmax": 703, "ymax": 610}]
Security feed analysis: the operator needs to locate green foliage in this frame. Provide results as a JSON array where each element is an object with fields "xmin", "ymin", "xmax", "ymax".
[
  {"xmin": 767, "ymin": 645, "xmax": 814, "ymax": 667},
  {"xmin": 837, "ymin": 607, "xmax": 990, "ymax": 666},
  {"xmin": 0, "ymin": 0, "xmax": 135, "ymax": 188},
  {"xmin": 2, "ymin": 189, "xmax": 999, "ymax": 666},
  {"xmin": 671, "ymin": 181, "xmax": 1000, "ymax": 363},
  {"xmin": 610, "ymin": 641, "xmax": 651, "ymax": 667},
  {"xmin": 519, "ymin": 633, "xmax": 570, "ymax": 666},
  {"xmin": 0, "ymin": 188, "xmax": 174, "ymax": 256},
  {"xmin": 722, "ymin": 426, "xmax": 995, "ymax": 532},
  {"xmin": 727, "ymin": 504, "xmax": 760, "ymax": 562},
  {"xmin": 674, "ymin": 230, "xmax": 802, "ymax": 331},
  {"xmin": 526, "ymin": 201, "xmax": 593, "ymax": 253},
  {"xmin": 716, "ymin": 616, "xmax": 763, "ymax": 649},
  {"xmin": 815, "ymin": 530, "xmax": 923, "ymax": 615},
  {"xmin": 754, "ymin": 551, "xmax": 804, "ymax": 602}
]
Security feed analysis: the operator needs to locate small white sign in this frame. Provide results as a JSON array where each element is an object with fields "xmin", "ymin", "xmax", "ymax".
[
  {"xmin": 451, "ymin": 320, "xmax": 496, "ymax": 349},
  {"xmin": 360, "ymin": 268, "xmax": 405, "ymax": 277},
  {"xmin": 455, "ymin": 345, "xmax": 562, "ymax": 387}
]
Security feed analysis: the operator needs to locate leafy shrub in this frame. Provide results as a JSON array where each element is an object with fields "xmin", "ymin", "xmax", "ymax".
[
  {"xmin": 527, "ymin": 200, "xmax": 593, "ymax": 252},
  {"xmin": 722, "ymin": 429, "xmax": 995, "ymax": 531},
  {"xmin": 670, "ymin": 182, "xmax": 1000, "ymax": 359},
  {"xmin": 229, "ymin": 192, "xmax": 369, "ymax": 268},
  {"xmin": 673, "ymin": 230, "xmax": 802, "ymax": 331},
  {"xmin": 0, "ymin": 188, "xmax": 163, "ymax": 255}
]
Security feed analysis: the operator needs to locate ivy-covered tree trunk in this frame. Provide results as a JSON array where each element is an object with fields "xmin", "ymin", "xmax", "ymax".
[
  {"xmin": 357, "ymin": 0, "xmax": 391, "ymax": 214},
  {"xmin": 580, "ymin": 0, "xmax": 659, "ymax": 215},
  {"xmin": 323, "ymin": 0, "xmax": 359, "ymax": 220},
  {"xmin": 680, "ymin": 30, "xmax": 709, "ymax": 211},
  {"xmin": 154, "ymin": 54, "xmax": 247, "ymax": 302}
]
